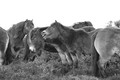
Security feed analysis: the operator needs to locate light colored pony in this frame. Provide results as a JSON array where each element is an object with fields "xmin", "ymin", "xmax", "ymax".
[
  {"xmin": 94, "ymin": 27, "xmax": 120, "ymax": 67},
  {"xmin": 92, "ymin": 26, "xmax": 120, "ymax": 77}
]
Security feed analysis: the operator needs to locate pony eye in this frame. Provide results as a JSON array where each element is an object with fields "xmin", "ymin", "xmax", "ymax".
[{"xmin": 51, "ymin": 27, "xmax": 55, "ymax": 31}]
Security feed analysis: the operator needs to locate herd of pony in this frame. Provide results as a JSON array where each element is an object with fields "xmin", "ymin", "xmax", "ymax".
[{"xmin": 0, "ymin": 19, "xmax": 120, "ymax": 77}]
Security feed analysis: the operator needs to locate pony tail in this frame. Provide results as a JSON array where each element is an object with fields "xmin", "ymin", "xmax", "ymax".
[{"xmin": 90, "ymin": 29, "xmax": 100, "ymax": 77}]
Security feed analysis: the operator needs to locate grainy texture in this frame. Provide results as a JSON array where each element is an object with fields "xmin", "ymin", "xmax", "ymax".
[{"xmin": 0, "ymin": 50, "xmax": 120, "ymax": 80}]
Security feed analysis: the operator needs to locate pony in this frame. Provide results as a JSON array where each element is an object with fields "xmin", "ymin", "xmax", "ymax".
[
  {"xmin": 41, "ymin": 21, "xmax": 92, "ymax": 67},
  {"xmin": 0, "ymin": 27, "xmax": 13, "ymax": 65},
  {"xmin": 72, "ymin": 21, "xmax": 93, "ymax": 29},
  {"xmin": 7, "ymin": 19, "xmax": 34, "ymax": 59},
  {"xmin": 23, "ymin": 27, "xmax": 57, "ymax": 61},
  {"xmin": 72, "ymin": 21, "xmax": 95, "ymax": 32},
  {"xmin": 90, "ymin": 26, "xmax": 120, "ymax": 77}
]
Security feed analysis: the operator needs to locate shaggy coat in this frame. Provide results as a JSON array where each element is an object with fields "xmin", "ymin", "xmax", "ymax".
[{"xmin": 42, "ymin": 21, "xmax": 92, "ymax": 66}]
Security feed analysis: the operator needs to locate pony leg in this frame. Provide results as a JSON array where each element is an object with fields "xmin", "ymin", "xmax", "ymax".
[
  {"xmin": 11, "ymin": 46, "xmax": 17, "ymax": 57},
  {"xmin": 23, "ymin": 44, "xmax": 31, "ymax": 62},
  {"xmin": 54, "ymin": 45, "xmax": 68, "ymax": 64},
  {"xmin": 90, "ymin": 43, "xmax": 100, "ymax": 77},
  {"xmin": 64, "ymin": 52, "xmax": 73, "ymax": 65},
  {"xmin": 99, "ymin": 58, "xmax": 108, "ymax": 68},
  {"xmin": 90, "ymin": 29, "xmax": 100, "ymax": 77},
  {"xmin": 91, "ymin": 49, "xmax": 100, "ymax": 77},
  {"xmin": 70, "ymin": 51, "xmax": 78, "ymax": 68},
  {"xmin": 58, "ymin": 52, "xmax": 68, "ymax": 64},
  {"xmin": 97, "ymin": 61, "xmax": 105, "ymax": 78}
]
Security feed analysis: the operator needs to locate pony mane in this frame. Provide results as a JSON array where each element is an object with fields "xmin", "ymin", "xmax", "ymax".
[
  {"xmin": 8, "ymin": 20, "xmax": 30, "ymax": 45},
  {"xmin": 0, "ymin": 27, "xmax": 7, "ymax": 32},
  {"xmin": 30, "ymin": 28, "xmax": 40, "ymax": 40},
  {"xmin": 8, "ymin": 20, "xmax": 25, "ymax": 35},
  {"xmin": 8, "ymin": 19, "xmax": 33, "ymax": 35},
  {"xmin": 39, "ymin": 26, "xmax": 48, "ymax": 31},
  {"xmin": 51, "ymin": 20, "xmax": 72, "ymax": 31},
  {"xmin": 72, "ymin": 21, "xmax": 93, "ymax": 29},
  {"xmin": 50, "ymin": 21, "xmax": 75, "ymax": 46},
  {"xmin": 30, "ymin": 27, "xmax": 46, "ymax": 41}
]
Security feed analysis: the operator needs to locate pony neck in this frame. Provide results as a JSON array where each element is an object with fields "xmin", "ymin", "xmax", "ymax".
[
  {"xmin": 18, "ymin": 23, "xmax": 26, "ymax": 42},
  {"xmin": 57, "ymin": 25, "xmax": 75, "ymax": 45},
  {"xmin": 10, "ymin": 21, "xmax": 26, "ymax": 43},
  {"xmin": 39, "ymin": 27, "xmax": 48, "ymax": 31}
]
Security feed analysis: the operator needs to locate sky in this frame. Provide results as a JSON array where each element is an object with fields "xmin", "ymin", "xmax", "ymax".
[{"xmin": 0, "ymin": 0, "xmax": 120, "ymax": 30}]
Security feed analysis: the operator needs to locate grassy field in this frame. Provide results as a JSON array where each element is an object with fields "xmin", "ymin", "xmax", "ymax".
[{"xmin": 0, "ymin": 51, "xmax": 120, "ymax": 80}]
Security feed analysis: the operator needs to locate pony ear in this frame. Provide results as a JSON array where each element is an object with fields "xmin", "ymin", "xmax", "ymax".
[
  {"xmin": 31, "ymin": 19, "xmax": 33, "ymax": 22},
  {"xmin": 26, "ymin": 19, "xmax": 28, "ymax": 21},
  {"xmin": 55, "ymin": 20, "xmax": 58, "ymax": 23}
]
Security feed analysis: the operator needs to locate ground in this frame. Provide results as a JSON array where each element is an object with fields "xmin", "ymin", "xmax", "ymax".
[{"xmin": 0, "ymin": 50, "xmax": 120, "ymax": 80}]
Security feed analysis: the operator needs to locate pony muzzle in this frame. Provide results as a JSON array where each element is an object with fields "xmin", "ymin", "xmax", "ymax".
[{"xmin": 41, "ymin": 31, "xmax": 48, "ymax": 39}]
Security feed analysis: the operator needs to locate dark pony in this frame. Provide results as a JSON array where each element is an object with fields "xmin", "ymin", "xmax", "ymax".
[
  {"xmin": 88, "ymin": 28, "xmax": 102, "ymax": 77},
  {"xmin": 72, "ymin": 21, "xmax": 93, "ymax": 29},
  {"xmin": 7, "ymin": 19, "xmax": 34, "ymax": 59},
  {"xmin": 41, "ymin": 21, "xmax": 92, "ymax": 67},
  {"xmin": 0, "ymin": 27, "xmax": 14, "ymax": 65},
  {"xmin": 86, "ymin": 26, "xmax": 120, "ymax": 78},
  {"xmin": 79, "ymin": 26, "xmax": 95, "ymax": 32},
  {"xmin": 23, "ymin": 27, "xmax": 57, "ymax": 61}
]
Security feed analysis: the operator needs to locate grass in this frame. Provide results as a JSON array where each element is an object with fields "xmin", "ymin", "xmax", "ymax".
[{"xmin": 0, "ymin": 51, "xmax": 120, "ymax": 80}]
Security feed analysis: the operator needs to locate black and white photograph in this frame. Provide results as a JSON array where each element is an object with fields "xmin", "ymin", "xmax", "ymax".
[{"xmin": 0, "ymin": 0, "xmax": 120, "ymax": 80}]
